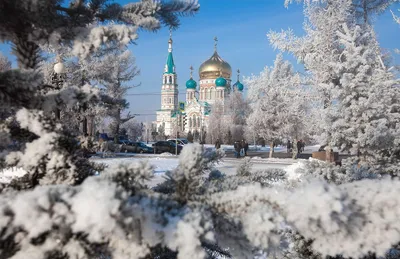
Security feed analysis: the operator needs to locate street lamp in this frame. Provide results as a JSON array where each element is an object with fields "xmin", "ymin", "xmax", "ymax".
[
  {"xmin": 51, "ymin": 57, "xmax": 66, "ymax": 90},
  {"xmin": 51, "ymin": 56, "xmax": 66, "ymax": 120}
]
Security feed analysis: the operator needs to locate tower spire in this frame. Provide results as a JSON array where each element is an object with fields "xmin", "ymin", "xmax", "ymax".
[
  {"xmin": 190, "ymin": 65, "xmax": 194, "ymax": 79},
  {"xmin": 214, "ymin": 36, "xmax": 218, "ymax": 52},
  {"xmin": 165, "ymin": 28, "xmax": 175, "ymax": 74},
  {"xmin": 168, "ymin": 28, "xmax": 173, "ymax": 53}
]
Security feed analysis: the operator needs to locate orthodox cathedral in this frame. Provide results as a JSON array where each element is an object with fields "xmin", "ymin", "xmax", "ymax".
[{"xmin": 155, "ymin": 33, "xmax": 244, "ymax": 137}]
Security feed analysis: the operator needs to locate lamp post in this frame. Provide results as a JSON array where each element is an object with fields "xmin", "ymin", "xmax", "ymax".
[{"xmin": 51, "ymin": 56, "xmax": 66, "ymax": 120}]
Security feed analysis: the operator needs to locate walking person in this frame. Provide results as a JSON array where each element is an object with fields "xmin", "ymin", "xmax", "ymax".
[
  {"xmin": 297, "ymin": 140, "xmax": 302, "ymax": 154},
  {"xmin": 234, "ymin": 140, "xmax": 241, "ymax": 158},
  {"xmin": 244, "ymin": 140, "xmax": 249, "ymax": 156},
  {"xmin": 215, "ymin": 138, "xmax": 221, "ymax": 150},
  {"xmin": 301, "ymin": 140, "xmax": 305, "ymax": 152},
  {"xmin": 287, "ymin": 140, "xmax": 291, "ymax": 153}
]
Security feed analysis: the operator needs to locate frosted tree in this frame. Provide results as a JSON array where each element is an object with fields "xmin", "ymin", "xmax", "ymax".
[
  {"xmin": 351, "ymin": 0, "xmax": 399, "ymax": 24},
  {"xmin": 0, "ymin": 0, "xmax": 200, "ymax": 187},
  {"xmin": 226, "ymin": 90, "xmax": 249, "ymax": 126},
  {"xmin": 98, "ymin": 50, "xmax": 139, "ymax": 142},
  {"xmin": 208, "ymin": 101, "xmax": 229, "ymax": 144},
  {"xmin": 269, "ymin": 0, "xmax": 353, "ymax": 149},
  {"xmin": 0, "ymin": 52, "xmax": 11, "ymax": 72},
  {"xmin": 327, "ymin": 23, "xmax": 400, "ymax": 170},
  {"xmin": 245, "ymin": 54, "xmax": 307, "ymax": 158},
  {"xmin": 121, "ymin": 119, "xmax": 143, "ymax": 141}
]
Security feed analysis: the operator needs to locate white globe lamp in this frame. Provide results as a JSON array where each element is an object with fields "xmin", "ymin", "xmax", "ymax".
[{"xmin": 54, "ymin": 61, "xmax": 65, "ymax": 74}]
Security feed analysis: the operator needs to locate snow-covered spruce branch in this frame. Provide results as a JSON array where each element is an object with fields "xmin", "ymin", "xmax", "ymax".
[
  {"xmin": 207, "ymin": 176, "xmax": 400, "ymax": 258},
  {"xmin": 2, "ymin": 144, "xmax": 400, "ymax": 258},
  {"xmin": 2, "ymin": 108, "xmax": 99, "ymax": 188}
]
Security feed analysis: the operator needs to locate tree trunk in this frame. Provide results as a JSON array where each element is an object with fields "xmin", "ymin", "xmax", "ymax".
[
  {"xmin": 82, "ymin": 117, "xmax": 88, "ymax": 135},
  {"xmin": 269, "ymin": 142, "xmax": 274, "ymax": 158},
  {"xmin": 292, "ymin": 139, "xmax": 298, "ymax": 159}
]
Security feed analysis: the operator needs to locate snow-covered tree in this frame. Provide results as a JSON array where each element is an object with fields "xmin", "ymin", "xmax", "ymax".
[
  {"xmin": 327, "ymin": 23, "xmax": 400, "ymax": 170},
  {"xmin": 98, "ymin": 50, "xmax": 139, "ymax": 142},
  {"xmin": 121, "ymin": 118, "xmax": 143, "ymax": 141},
  {"xmin": 0, "ymin": 52, "xmax": 11, "ymax": 72},
  {"xmin": 269, "ymin": 0, "xmax": 353, "ymax": 147},
  {"xmin": 245, "ymin": 54, "xmax": 308, "ymax": 158},
  {"xmin": 226, "ymin": 90, "xmax": 249, "ymax": 126},
  {"xmin": 352, "ymin": 0, "xmax": 399, "ymax": 24},
  {"xmin": 0, "ymin": 0, "xmax": 200, "ymax": 186},
  {"xmin": 207, "ymin": 101, "xmax": 229, "ymax": 144}
]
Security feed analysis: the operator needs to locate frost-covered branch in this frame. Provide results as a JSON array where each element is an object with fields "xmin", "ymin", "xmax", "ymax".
[{"xmin": 392, "ymin": 9, "xmax": 400, "ymax": 24}]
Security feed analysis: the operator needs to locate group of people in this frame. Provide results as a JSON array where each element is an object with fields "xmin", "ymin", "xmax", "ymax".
[
  {"xmin": 214, "ymin": 139, "xmax": 249, "ymax": 158},
  {"xmin": 286, "ymin": 139, "xmax": 306, "ymax": 154},
  {"xmin": 234, "ymin": 139, "xmax": 249, "ymax": 158}
]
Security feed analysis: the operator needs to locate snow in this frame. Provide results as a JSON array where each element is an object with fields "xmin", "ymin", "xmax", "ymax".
[
  {"xmin": 0, "ymin": 167, "xmax": 28, "ymax": 184},
  {"xmin": 91, "ymin": 154, "xmax": 297, "ymax": 188},
  {"xmin": 284, "ymin": 160, "xmax": 307, "ymax": 181}
]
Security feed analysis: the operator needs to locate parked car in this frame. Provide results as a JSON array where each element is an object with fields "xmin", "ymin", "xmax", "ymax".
[
  {"xmin": 167, "ymin": 138, "xmax": 189, "ymax": 146},
  {"xmin": 120, "ymin": 141, "xmax": 153, "ymax": 153},
  {"xmin": 153, "ymin": 141, "xmax": 183, "ymax": 154},
  {"xmin": 133, "ymin": 142, "xmax": 154, "ymax": 153}
]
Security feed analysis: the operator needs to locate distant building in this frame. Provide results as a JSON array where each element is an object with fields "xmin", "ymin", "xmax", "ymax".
[{"xmin": 155, "ymin": 33, "xmax": 244, "ymax": 138}]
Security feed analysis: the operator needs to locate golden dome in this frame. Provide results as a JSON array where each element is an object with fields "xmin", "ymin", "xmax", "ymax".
[{"xmin": 199, "ymin": 51, "xmax": 232, "ymax": 80}]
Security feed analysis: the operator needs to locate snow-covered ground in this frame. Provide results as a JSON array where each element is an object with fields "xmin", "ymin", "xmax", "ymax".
[
  {"xmin": 0, "ymin": 152, "xmax": 303, "ymax": 186},
  {"xmin": 91, "ymin": 155, "xmax": 297, "ymax": 187}
]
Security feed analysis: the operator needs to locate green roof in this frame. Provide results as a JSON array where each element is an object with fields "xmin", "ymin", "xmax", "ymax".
[
  {"xmin": 166, "ymin": 52, "xmax": 175, "ymax": 74},
  {"xmin": 234, "ymin": 81, "xmax": 244, "ymax": 91},
  {"xmin": 215, "ymin": 77, "xmax": 227, "ymax": 87},
  {"xmin": 186, "ymin": 78, "xmax": 197, "ymax": 89}
]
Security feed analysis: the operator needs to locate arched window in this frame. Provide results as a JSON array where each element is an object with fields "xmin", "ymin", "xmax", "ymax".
[
  {"xmin": 169, "ymin": 76, "xmax": 172, "ymax": 83},
  {"xmin": 163, "ymin": 98, "xmax": 167, "ymax": 104},
  {"xmin": 169, "ymin": 97, "xmax": 172, "ymax": 104},
  {"xmin": 197, "ymin": 117, "xmax": 201, "ymax": 128},
  {"xmin": 189, "ymin": 118, "xmax": 192, "ymax": 128},
  {"xmin": 208, "ymin": 89, "xmax": 212, "ymax": 99},
  {"xmin": 193, "ymin": 116, "xmax": 197, "ymax": 128}
]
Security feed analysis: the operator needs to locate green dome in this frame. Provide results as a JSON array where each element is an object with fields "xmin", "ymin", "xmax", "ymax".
[
  {"xmin": 186, "ymin": 78, "xmax": 197, "ymax": 89},
  {"xmin": 233, "ymin": 81, "xmax": 244, "ymax": 91},
  {"xmin": 215, "ymin": 77, "xmax": 227, "ymax": 87}
]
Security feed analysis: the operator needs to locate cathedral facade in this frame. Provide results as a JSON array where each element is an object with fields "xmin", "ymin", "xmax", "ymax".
[{"xmin": 155, "ymin": 35, "xmax": 244, "ymax": 138}]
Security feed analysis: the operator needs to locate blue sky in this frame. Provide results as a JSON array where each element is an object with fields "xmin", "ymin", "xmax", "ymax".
[{"xmin": 1, "ymin": 0, "xmax": 399, "ymax": 122}]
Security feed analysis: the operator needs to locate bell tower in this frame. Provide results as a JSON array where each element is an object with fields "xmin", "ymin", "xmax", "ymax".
[{"xmin": 161, "ymin": 29, "xmax": 178, "ymax": 111}]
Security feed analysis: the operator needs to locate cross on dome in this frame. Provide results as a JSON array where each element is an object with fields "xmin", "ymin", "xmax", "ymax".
[
  {"xmin": 214, "ymin": 36, "xmax": 218, "ymax": 52},
  {"xmin": 190, "ymin": 65, "xmax": 194, "ymax": 78}
]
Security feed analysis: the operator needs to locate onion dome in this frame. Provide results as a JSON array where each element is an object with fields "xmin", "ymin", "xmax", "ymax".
[
  {"xmin": 186, "ymin": 66, "xmax": 197, "ymax": 89},
  {"xmin": 215, "ymin": 76, "xmax": 227, "ymax": 87},
  {"xmin": 186, "ymin": 79, "xmax": 197, "ymax": 89},
  {"xmin": 215, "ymin": 69, "xmax": 227, "ymax": 87},
  {"xmin": 233, "ymin": 69, "xmax": 244, "ymax": 92},
  {"xmin": 199, "ymin": 37, "xmax": 232, "ymax": 80}
]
